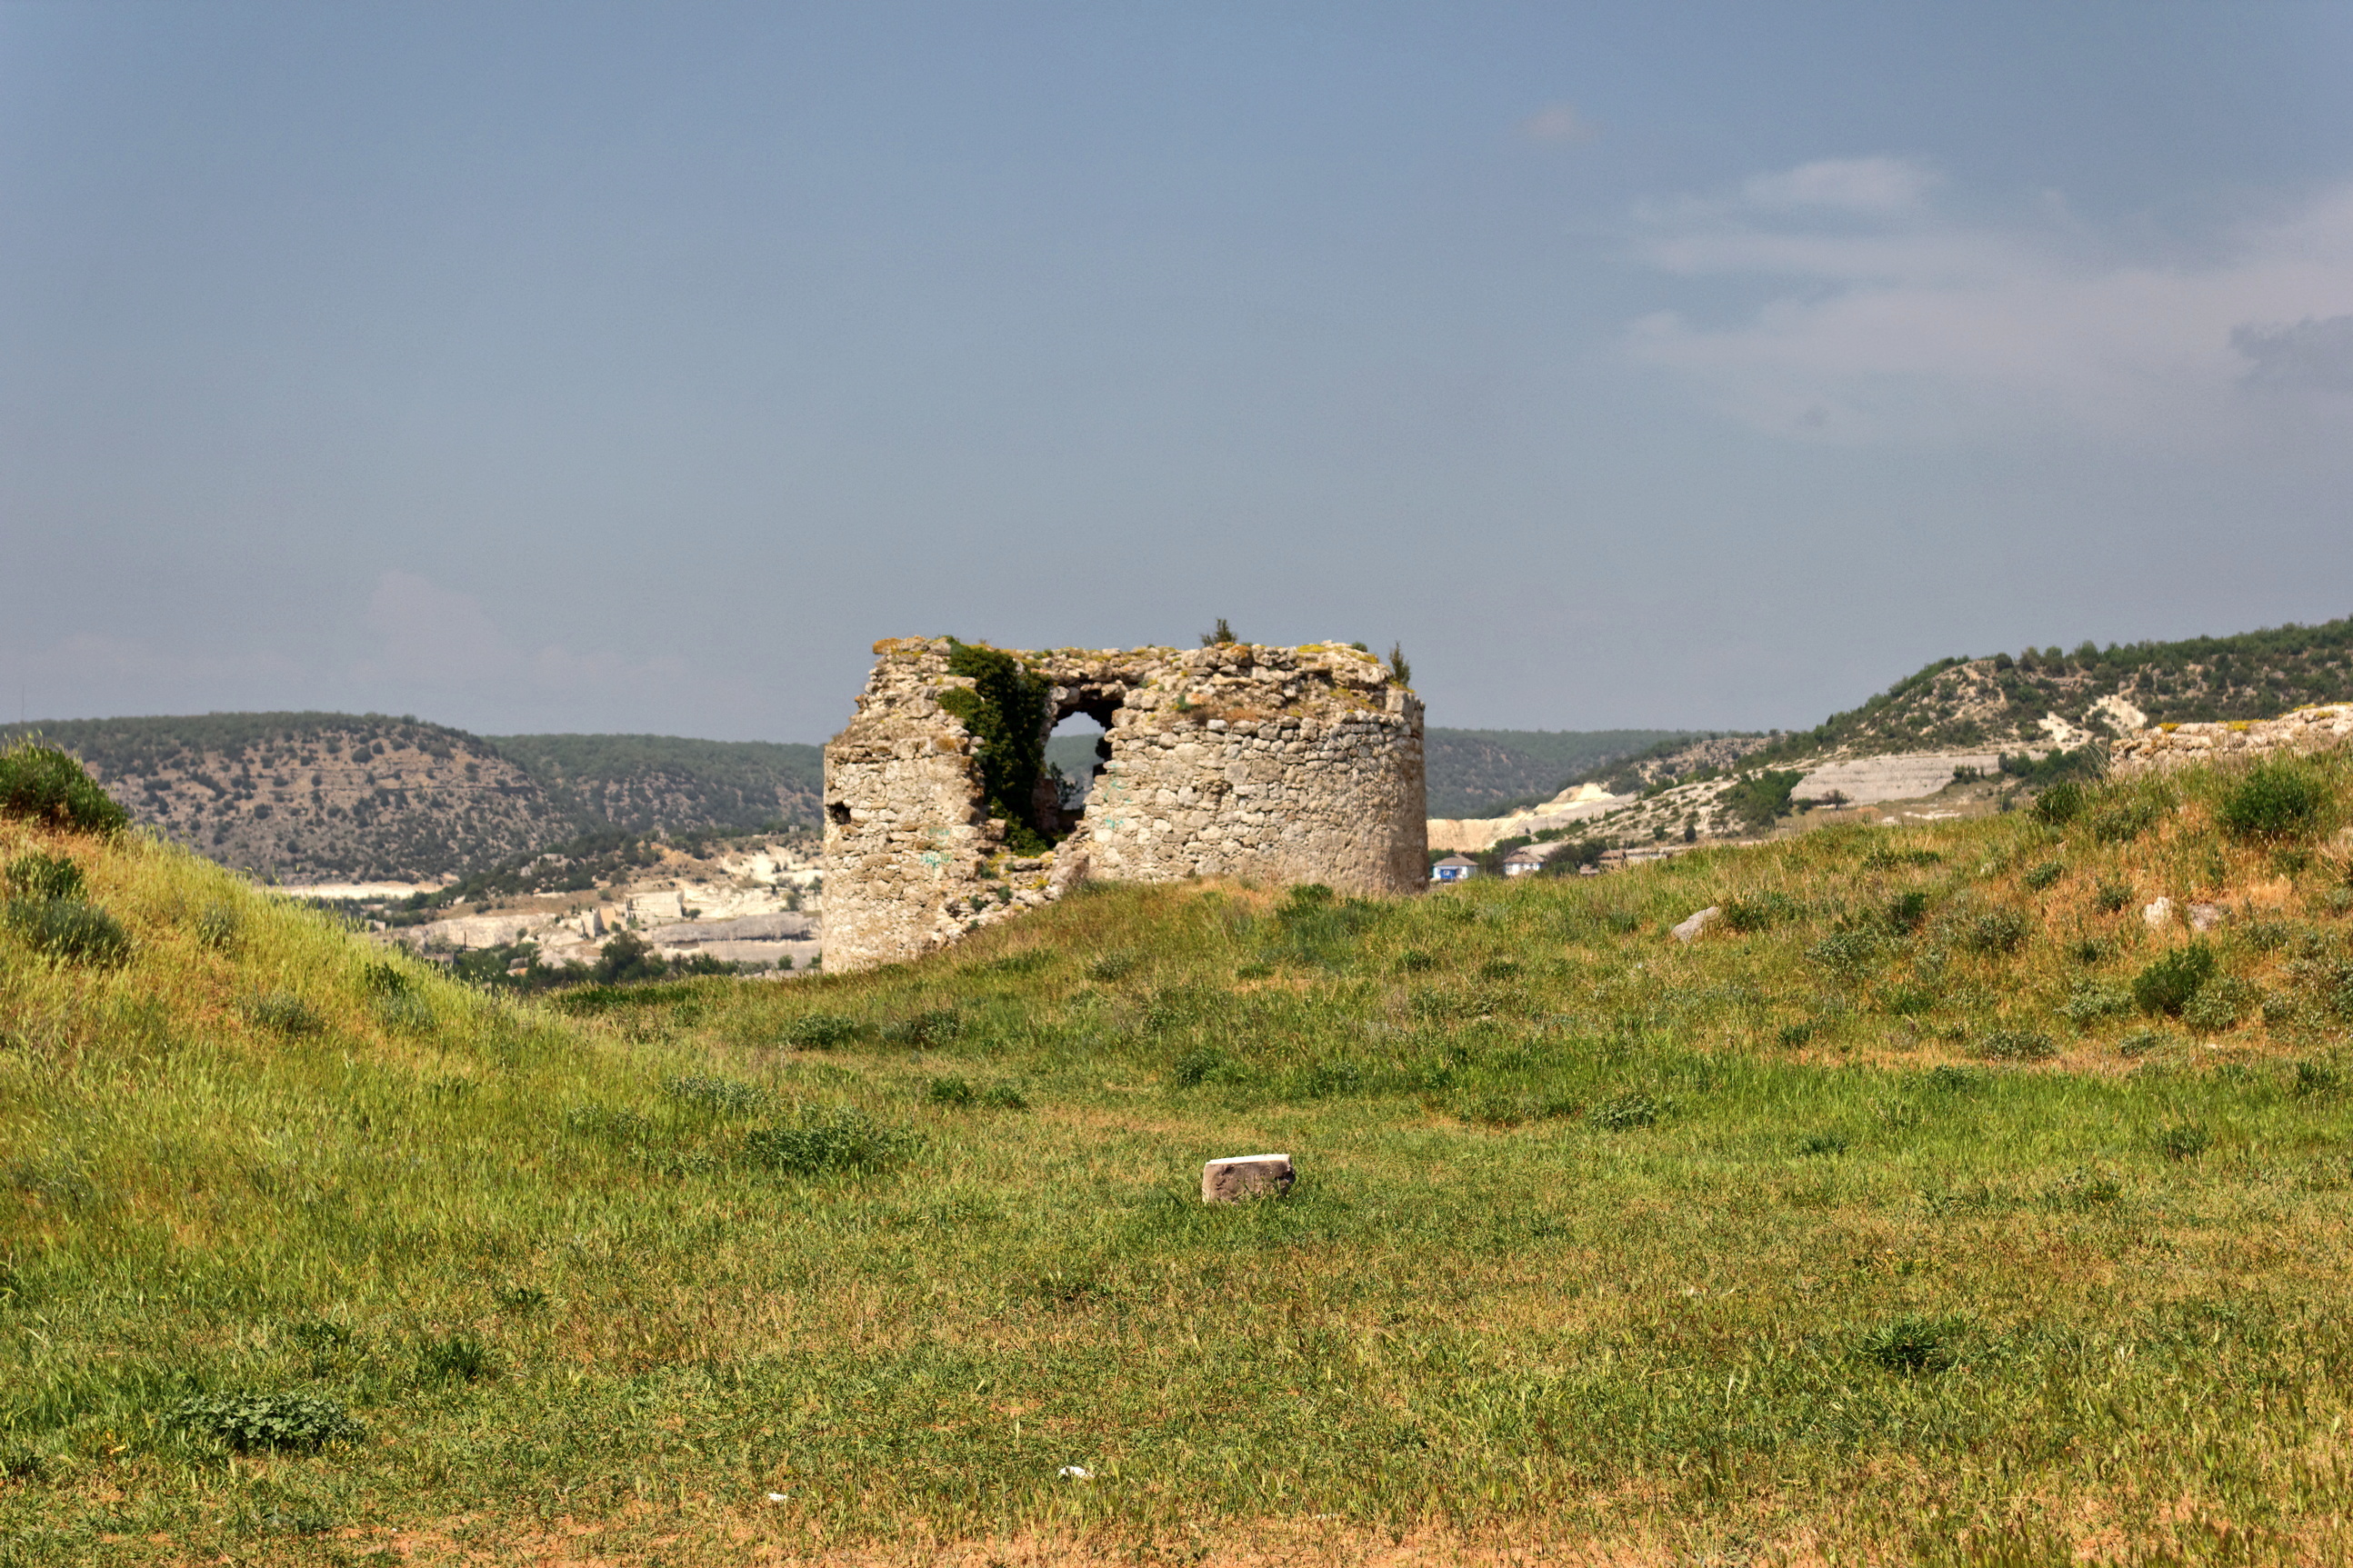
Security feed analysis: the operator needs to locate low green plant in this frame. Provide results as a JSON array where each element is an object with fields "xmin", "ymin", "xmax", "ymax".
[
  {"xmin": 1884, "ymin": 890, "xmax": 1930, "ymax": 932},
  {"xmin": 1086, "ymin": 950, "xmax": 1141, "ymax": 983},
  {"xmin": 3, "ymin": 897, "xmax": 131, "ymax": 965},
  {"xmin": 2218, "ymin": 758, "xmax": 2330, "ymax": 842},
  {"xmin": 1962, "ymin": 907, "xmax": 2031, "ymax": 955},
  {"xmin": 195, "ymin": 902, "xmax": 240, "ymax": 951},
  {"xmin": 785, "ymin": 1012, "xmax": 864, "ymax": 1049},
  {"xmin": 1977, "ymin": 1027, "xmax": 2058, "ymax": 1063},
  {"xmin": 415, "ymin": 1333, "xmax": 494, "ymax": 1385},
  {"xmin": 4, "ymin": 851, "xmax": 82, "ymax": 901},
  {"xmin": 2022, "ymin": 860, "xmax": 2065, "ymax": 891},
  {"xmin": 926, "ymin": 1075, "xmax": 977, "ymax": 1107},
  {"xmin": 2031, "ymin": 781, "xmax": 2087, "ymax": 826},
  {"xmin": 2156, "ymin": 1122, "xmax": 2213, "ymax": 1161},
  {"xmin": 1590, "ymin": 1092, "xmax": 1661, "ymax": 1131},
  {"xmin": 1721, "ymin": 892, "xmax": 1798, "ymax": 933},
  {"xmin": 2058, "ymin": 983, "xmax": 2132, "ymax": 1027},
  {"xmin": 1857, "ymin": 1314, "xmax": 1957, "ymax": 1375},
  {"xmin": 246, "ymin": 993, "xmax": 325, "ymax": 1035},
  {"xmin": 665, "ymin": 1074, "xmax": 767, "ymax": 1115},
  {"xmin": 2133, "ymin": 942, "xmax": 2218, "ymax": 1016},
  {"xmin": 742, "ymin": 1107, "xmax": 919, "ymax": 1176},
  {"xmin": 165, "ymin": 1392, "xmax": 364, "ymax": 1453},
  {"xmin": 2094, "ymin": 879, "xmax": 2135, "ymax": 914}
]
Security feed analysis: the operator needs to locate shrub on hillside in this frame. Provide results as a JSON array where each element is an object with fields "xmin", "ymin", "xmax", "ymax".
[
  {"xmin": 1961, "ymin": 907, "xmax": 2031, "ymax": 956},
  {"xmin": 2133, "ymin": 942, "xmax": 2218, "ymax": 1016},
  {"xmin": 3, "ymin": 897, "xmax": 130, "ymax": 965},
  {"xmin": 2031, "ymin": 780, "xmax": 2088, "ymax": 826},
  {"xmin": 2218, "ymin": 759, "xmax": 2330, "ymax": 842},
  {"xmin": 0, "ymin": 742, "xmax": 129, "ymax": 836},
  {"xmin": 742, "ymin": 1107, "xmax": 918, "ymax": 1176},
  {"xmin": 4, "ymin": 852, "xmax": 83, "ymax": 902},
  {"xmin": 1720, "ymin": 892, "xmax": 1798, "ymax": 932}
]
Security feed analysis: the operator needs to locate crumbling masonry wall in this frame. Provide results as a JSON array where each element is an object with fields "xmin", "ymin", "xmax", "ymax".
[{"xmin": 822, "ymin": 638, "xmax": 1427, "ymax": 972}]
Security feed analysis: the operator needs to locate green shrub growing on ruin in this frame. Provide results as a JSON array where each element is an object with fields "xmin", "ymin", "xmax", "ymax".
[{"xmin": 936, "ymin": 640, "xmax": 1053, "ymax": 854}]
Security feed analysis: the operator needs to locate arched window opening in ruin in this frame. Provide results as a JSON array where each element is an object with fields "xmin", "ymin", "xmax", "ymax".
[{"xmin": 1045, "ymin": 706, "xmax": 1115, "ymax": 832}]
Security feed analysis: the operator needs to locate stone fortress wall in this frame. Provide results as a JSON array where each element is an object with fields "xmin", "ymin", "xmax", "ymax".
[
  {"xmin": 2108, "ymin": 704, "xmax": 2353, "ymax": 774},
  {"xmin": 822, "ymin": 638, "xmax": 1427, "ymax": 972}
]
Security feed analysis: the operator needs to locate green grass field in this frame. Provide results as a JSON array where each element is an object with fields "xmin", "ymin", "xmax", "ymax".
[{"xmin": 6, "ymin": 750, "xmax": 2353, "ymax": 1564}]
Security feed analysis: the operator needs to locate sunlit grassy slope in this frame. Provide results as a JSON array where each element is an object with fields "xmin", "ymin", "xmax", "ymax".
[{"xmin": 8, "ymin": 753, "xmax": 2353, "ymax": 1565}]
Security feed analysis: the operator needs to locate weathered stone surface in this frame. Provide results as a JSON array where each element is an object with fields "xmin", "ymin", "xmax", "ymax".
[
  {"xmin": 2188, "ymin": 902, "xmax": 2226, "ymax": 933},
  {"xmin": 1671, "ymin": 906, "xmax": 1720, "ymax": 944},
  {"xmin": 822, "ymin": 639, "xmax": 1426, "ymax": 971},
  {"xmin": 1202, "ymin": 1154, "xmax": 1296, "ymax": 1203},
  {"xmin": 2111, "ymin": 704, "xmax": 2353, "ymax": 774},
  {"xmin": 2144, "ymin": 896, "xmax": 2175, "ymax": 929}
]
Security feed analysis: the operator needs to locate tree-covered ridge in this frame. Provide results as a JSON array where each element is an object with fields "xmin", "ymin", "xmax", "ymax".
[
  {"xmin": 1755, "ymin": 614, "xmax": 2353, "ymax": 764},
  {"xmin": 1423, "ymin": 728, "xmax": 1699, "ymax": 817},
  {"xmin": 0, "ymin": 714, "xmax": 824, "ymax": 883},
  {"xmin": 483, "ymin": 733, "xmax": 822, "ymax": 837}
]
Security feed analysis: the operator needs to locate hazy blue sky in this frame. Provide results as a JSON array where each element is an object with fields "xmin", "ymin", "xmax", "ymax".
[{"xmin": 6, "ymin": 2, "xmax": 2352, "ymax": 742}]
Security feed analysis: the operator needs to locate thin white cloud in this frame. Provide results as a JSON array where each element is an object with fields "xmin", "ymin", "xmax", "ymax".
[
  {"xmin": 1740, "ymin": 155, "xmax": 1938, "ymax": 214},
  {"xmin": 1624, "ymin": 161, "xmax": 2353, "ymax": 445},
  {"xmin": 1518, "ymin": 102, "xmax": 1599, "ymax": 145}
]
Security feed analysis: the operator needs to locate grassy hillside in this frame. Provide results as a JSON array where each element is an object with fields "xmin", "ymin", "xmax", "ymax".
[
  {"xmin": 9, "ymin": 746, "xmax": 2353, "ymax": 1562},
  {"xmin": 0, "ymin": 715, "xmax": 822, "ymax": 884},
  {"xmin": 1757, "ymin": 614, "xmax": 2353, "ymax": 763}
]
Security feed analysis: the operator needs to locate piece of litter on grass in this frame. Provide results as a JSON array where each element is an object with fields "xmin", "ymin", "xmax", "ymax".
[
  {"xmin": 1057, "ymin": 1465, "xmax": 1093, "ymax": 1481},
  {"xmin": 765, "ymin": 1493, "xmax": 788, "ymax": 1503}
]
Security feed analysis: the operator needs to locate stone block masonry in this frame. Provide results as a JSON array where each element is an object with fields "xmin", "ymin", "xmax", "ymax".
[{"xmin": 822, "ymin": 637, "xmax": 1427, "ymax": 972}]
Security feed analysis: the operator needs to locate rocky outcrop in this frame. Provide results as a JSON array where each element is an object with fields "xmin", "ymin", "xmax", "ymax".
[
  {"xmin": 822, "ymin": 638, "xmax": 1426, "ymax": 972},
  {"xmin": 2109, "ymin": 704, "xmax": 2353, "ymax": 773}
]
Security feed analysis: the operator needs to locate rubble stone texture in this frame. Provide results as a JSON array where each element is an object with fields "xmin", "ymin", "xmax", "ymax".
[
  {"xmin": 822, "ymin": 638, "xmax": 1426, "ymax": 972},
  {"xmin": 2109, "ymin": 704, "xmax": 2353, "ymax": 773},
  {"xmin": 1202, "ymin": 1154, "xmax": 1297, "ymax": 1203}
]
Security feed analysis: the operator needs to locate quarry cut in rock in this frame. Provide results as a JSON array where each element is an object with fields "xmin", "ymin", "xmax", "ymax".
[{"xmin": 822, "ymin": 637, "xmax": 1427, "ymax": 972}]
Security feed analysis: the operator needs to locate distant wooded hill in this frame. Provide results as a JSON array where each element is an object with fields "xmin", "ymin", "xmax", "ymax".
[
  {"xmin": 0, "ymin": 713, "xmax": 819, "ymax": 884},
  {"xmin": 1747, "ymin": 614, "xmax": 2353, "ymax": 765}
]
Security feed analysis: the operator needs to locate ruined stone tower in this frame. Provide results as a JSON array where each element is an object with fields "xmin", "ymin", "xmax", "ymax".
[{"xmin": 821, "ymin": 638, "xmax": 1427, "ymax": 972}]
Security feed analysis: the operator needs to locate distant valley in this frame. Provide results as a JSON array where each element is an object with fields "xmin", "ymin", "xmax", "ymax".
[{"xmin": 15, "ymin": 613, "xmax": 2353, "ymax": 887}]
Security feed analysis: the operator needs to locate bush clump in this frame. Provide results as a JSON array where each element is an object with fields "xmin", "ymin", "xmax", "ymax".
[
  {"xmin": 3, "ymin": 896, "xmax": 131, "ymax": 965},
  {"xmin": 1976, "ymin": 1027, "xmax": 2058, "ymax": 1063},
  {"xmin": 1590, "ymin": 1092, "xmax": 1662, "ymax": 1131},
  {"xmin": 1720, "ymin": 892, "xmax": 1798, "ymax": 933},
  {"xmin": 0, "ymin": 742, "xmax": 130, "ymax": 836},
  {"xmin": 743, "ymin": 1107, "xmax": 919, "ymax": 1176},
  {"xmin": 785, "ymin": 1013, "xmax": 865, "ymax": 1050},
  {"xmin": 2133, "ymin": 942, "xmax": 2218, "ymax": 1016},
  {"xmin": 1961, "ymin": 908, "xmax": 2031, "ymax": 956},
  {"xmin": 165, "ymin": 1392, "xmax": 365, "ymax": 1453},
  {"xmin": 1858, "ymin": 1314, "xmax": 1958, "ymax": 1375},
  {"xmin": 4, "ymin": 851, "xmax": 82, "ymax": 901},
  {"xmin": 2218, "ymin": 759, "xmax": 2330, "ymax": 842},
  {"xmin": 2031, "ymin": 781, "xmax": 2087, "ymax": 826}
]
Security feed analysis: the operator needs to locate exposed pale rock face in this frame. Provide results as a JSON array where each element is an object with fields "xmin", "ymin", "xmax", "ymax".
[
  {"xmin": 822, "ymin": 638, "xmax": 1426, "ymax": 972},
  {"xmin": 2110, "ymin": 705, "xmax": 2353, "ymax": 773},
  {"xmin": 1671, "ymin": 906, "xmax": 1719, "ymax": 944}
]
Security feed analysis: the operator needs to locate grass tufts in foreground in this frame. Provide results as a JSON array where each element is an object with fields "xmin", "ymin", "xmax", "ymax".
[{"xmin": 9, "ymin": 751, "xmax": 2353, "ymax": 1562}]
